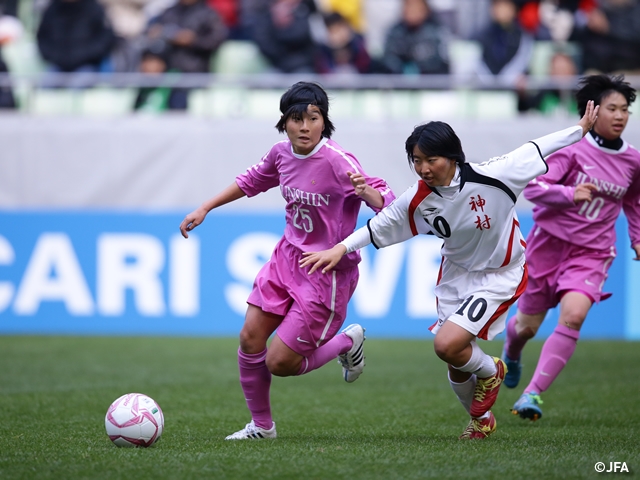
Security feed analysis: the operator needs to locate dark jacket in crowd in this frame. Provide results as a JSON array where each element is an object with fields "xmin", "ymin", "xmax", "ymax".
[
  {"xmin": 315, "ymin": 33, "xmax": 371, "ymax": 74},
  {"xmin": 473, "ymin": 18, "xmax": 533, "ymax": 78},
  {"xmin": 574, "ymin": 1, "xmax": 640, "ymax": 73},
  {"xmin": 251, "ymin": 0, "xmax": 317, "ymax": 73},
  {"xmin": 0, "ymin": 0, "xmax": 18, "ymax": 108},
  {"xmin": 381, "ymin": 16, "xmax": 450, "ymax": 74},
  {"xmin": 149, "ymin": 0, "xmax": 227, "ymax": 73},
  {"xmin": 0, "ymin": 55, "xmax": 15, "ymax": 108},
  {"xmin": 36, "ymin": 0, "xmax": 116, "ymax": 72},
  {"xmin": 0, "ymin": 0, "xmax": 17, "ymax": 16}
]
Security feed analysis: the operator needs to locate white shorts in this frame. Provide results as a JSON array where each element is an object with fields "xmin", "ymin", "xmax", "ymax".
[{"xmin": 429, "ymin": 259, "xmax": 528, "ymax": 340}]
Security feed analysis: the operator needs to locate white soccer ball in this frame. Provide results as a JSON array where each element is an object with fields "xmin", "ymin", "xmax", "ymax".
[{"xmin": 105, "ymin": 393, "xmax": 164, "ymax": 447}]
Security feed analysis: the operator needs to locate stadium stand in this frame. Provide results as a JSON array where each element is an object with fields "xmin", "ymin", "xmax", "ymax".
[
  {"xmin": 210, "ymin": 40, "xmax": 270, "ymax": 75},
  {"xmin": 1, "ymin": 1, "xmax": 638, "ymax": 118}
]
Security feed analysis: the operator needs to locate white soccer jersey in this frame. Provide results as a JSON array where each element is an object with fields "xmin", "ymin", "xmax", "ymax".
[{"xmin": 343, "ymin": 125, "xmax": 584, "ymax": 272}]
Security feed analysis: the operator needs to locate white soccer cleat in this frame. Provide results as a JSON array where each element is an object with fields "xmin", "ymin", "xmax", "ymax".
[
  {"xmin": 225, "ymin": 420, "xmax": 277, "ymax": 440},
  {"xmin": 338, "ymin": 324, "xmax": 366, "ymax": 383}
]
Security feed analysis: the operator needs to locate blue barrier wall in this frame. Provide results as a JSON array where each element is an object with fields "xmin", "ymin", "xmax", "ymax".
[{"xmin": 0, "ymin": 211, "xmax": 636, "ymax": 339}]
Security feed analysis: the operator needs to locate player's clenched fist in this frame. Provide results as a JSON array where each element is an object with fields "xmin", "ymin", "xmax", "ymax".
[
  {"xmin": 348, "ymin": 171, "xmax": 367, "ymax": 196},
  {"xmin": 573, "ymin": 183, "xmax": 598, "ymax": 203}
]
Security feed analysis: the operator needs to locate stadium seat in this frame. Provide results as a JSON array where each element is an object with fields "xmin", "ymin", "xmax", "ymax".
[
  {"xmin": 465, "ymin": 90, "xmax": 518, "ymax": 119},
  {"xmin": 448, "ymin": 39, "xmax": 482, "ymax": 77},
  {"xmin": 328, "ymin": 90, "xmax": 358, "ymax": 118},
  {"xmin": 210, "ymin": 41, "xmax": 270, "ymax": 74},
  {"xmin": 30, "ymin": 89, "xmax": 80, "ymax": 115},
  {"xmin": 188, "ymin": 86, "xmax": 248, "ymax": 117},
  {"xmin": 529, "ymin": 41, "xmax": 581, "ymax": 78},
  {"xmin": 2, "ymin": 34, "xmax": 47, "ymax": 76},
  {"xmin": 11, "ymin": 83, "xmax": 31, "ymax": 111},
  {"xmin": 387, "ymin": 90, "xmax": 421, "ymax": 118},
  {"xmin": 357, "ymin": 90, "xmax": 387, "ymax": 120},
  {"xmin": 330, "ymin": 90, "xmax": 421, "ymax": 120},
  {"xmin": 246, "ymin": 90, "xmax": 281, "ymax": 118},
  {"xmin": 529, "ymin": 41, "xmax": 555, "ymax": 77},
  {"xmin": 419, "ymin": 90, "xmax": 465, "ymax": 119},
  {"xmin": 79, "ymin": 88, "xmax": 136, "ymax": 116},
  {"xmin": 188, "ymin": 89, "xmax": 214, "ymax": 116}
]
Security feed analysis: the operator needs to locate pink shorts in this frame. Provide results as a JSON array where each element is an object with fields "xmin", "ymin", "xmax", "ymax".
[
  {"xmin": 517, "ymin": 226, "xmax": 615, "ymax": 315},
  {"xmin": 247, "ymin": 237, "xmax": 359, "ymax": 356}
]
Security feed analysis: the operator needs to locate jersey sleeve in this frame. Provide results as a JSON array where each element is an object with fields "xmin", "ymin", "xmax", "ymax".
[
  {"xmin": 523, "ymin": 147, "xmax": 577, "ymax": 208},
  {"xmin": 530, "ymin": 125, "xmax": 583, "ymax": 158},
  {"xmin": 340, "ymin": 191, "xmax": 416, "ymax": 253},
  {"xmin": 363, "ymin": 174, "xmax": 395, "ymax": 212},
  {"xmin": 335, "ymin": 150, "xmax": 396, "ymax": 213},
  {"xmin": 365, "ymin": 184, "xmax": 419, "ymax": 249},
  {"xmin": 473, "ymin": 143, "xmax": 547, "ymax": 195},
  {"xmin": 340, "ymin": 224, "xmax": 372, "ymax": 253},
  {"xmin": 623, "ymin": 169, "xmax": 640, "ymax": 247},
  {"xmin": 235, "ymin": 146, "xmax": 280, "ymax": 197}
]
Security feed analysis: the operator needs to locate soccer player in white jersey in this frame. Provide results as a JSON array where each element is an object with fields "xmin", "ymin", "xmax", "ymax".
[
  {"xmin": 502, "ymin": 75, "xmax": 640, "ymax": 421},
  {"xmin": 179, "ymin": 82, "xmax": 395, "ymax": 440},
  {"xmin": 300, "ymin": 102, "xmax": 599, "ymax": 439}
]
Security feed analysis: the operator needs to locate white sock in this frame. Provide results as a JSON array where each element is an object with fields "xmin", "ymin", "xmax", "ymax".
[
  {"xmin": 448, "ymin": 373, "xmax": 476, "ymax": 415},
  {"xmin": 456, "ymin": 341, "xmax": 497, "ymax": 379}
]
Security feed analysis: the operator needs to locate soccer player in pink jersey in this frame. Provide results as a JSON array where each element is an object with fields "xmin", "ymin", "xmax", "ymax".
[
  {"xmin": 300, "ymin": 102, "xmax": 599, "ymax": 439},
  {"xmin": 502, "ymin": 75, "xmax": 640, "ymax": 421},
  {"xmin": 179, "ymin": 82, "xmax": 395, "ymax": 440}
]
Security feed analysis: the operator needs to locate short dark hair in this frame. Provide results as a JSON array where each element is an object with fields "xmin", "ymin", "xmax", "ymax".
[
  {"xmin": 275, "ymin": 82, "xmax": 335, "ymax": 138},
  {"xmin": 576, "ymin": 74, "xmax": 636, "ymax": 117},
  {"xmin": 140, "ymin": 38, "xmax": 170, "ymax": 64},
  {"xmin": 405, "ymin": 121, "xmax": 466, "ymax": 167},
  {"xmin": 324, "ymin": 12, "xmax": 348, "ymax": 28}
]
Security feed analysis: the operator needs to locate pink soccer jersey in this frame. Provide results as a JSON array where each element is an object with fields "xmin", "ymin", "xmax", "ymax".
[
  {"xmin": 236, "ymin": 137, "xmax": 395, "ymax": 269},
  {"xmin": 524, "ymin": 133, "xmax": 640, "ymax": 250}
]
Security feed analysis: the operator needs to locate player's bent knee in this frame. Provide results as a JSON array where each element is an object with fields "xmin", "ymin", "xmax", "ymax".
[
  {"xmin": 560, "ymin": 315, "xmax": 586, "ymax": 331},
  {"xmin": 516, "ymin": 314, "xmax": 544, "ymax": 338},
  {"xmin": 519, "ymin": 325, "xmax": 538, "ymax": 339},
  {"xmin": 238, "ymin": 328, "xmax": 267, "ymax": 354},
  {"xmin": 265, "ymin": 356, "xmax": 299, "ymax": 377},
  {"xmin": 433, "ymin": 338, "xmax": 457, "ymax": 363}
]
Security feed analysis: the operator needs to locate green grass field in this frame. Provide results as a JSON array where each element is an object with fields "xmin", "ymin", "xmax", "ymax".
[{"xmin": 0, "ymin": 336, "xmax": 637, "ymax": 479}]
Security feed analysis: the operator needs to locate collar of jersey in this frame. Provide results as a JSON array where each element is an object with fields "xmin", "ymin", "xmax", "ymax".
[
  {"xmin": 291, "ymin": 137, "xmax": 328, "ymax": 159},
  {"xmin": 428, "ymin": 165, "xmax": 461, "ymax": 197},
  {"xmin": 586, "ymin": 131, "xmax": 628, "ymax": 155}
]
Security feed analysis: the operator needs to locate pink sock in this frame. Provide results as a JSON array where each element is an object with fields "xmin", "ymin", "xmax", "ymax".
[
  {"xmin": 526, "ymin": 324, "xmax": 579, "ymax": 394},
  {"xmin": 505, "ymin": 315, "xmax": 529, "ymax": 360},
  {"xmin": 238, "ymin": 348, "xmax": 273, "ymax": 430},
  {"xmin": 297, "ymin": 333, "xmax": 352, "ymax": 375}
]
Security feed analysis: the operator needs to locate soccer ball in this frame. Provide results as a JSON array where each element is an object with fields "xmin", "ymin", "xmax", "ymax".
[{"xmin": 105, "ymin": 393, "xmax": 164, "ymax": 447}]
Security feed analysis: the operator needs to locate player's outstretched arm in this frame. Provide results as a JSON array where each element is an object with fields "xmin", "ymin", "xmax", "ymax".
[
  {"xmin": 633, "ymin": 244, "xmax": 640, "ymax": 261},
  {"xmin": 530, "ymin": 100, "xmax": 599, "ymax": 159},
  {"xmin": 578, "ymin": 100, "xmax": 599, "ymax": 137},
  {"xmin": 179, "ymin": 182, "xmax": 246, "ymax": 238},
  {"xmin": 300, "ymin": 244, "xmax": 348, "ymax": 274}
]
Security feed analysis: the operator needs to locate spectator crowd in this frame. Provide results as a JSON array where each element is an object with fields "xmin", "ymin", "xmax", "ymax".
[{"xmin": 0, "ymin": 0, "xmax": 639, "ymax": 111}]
